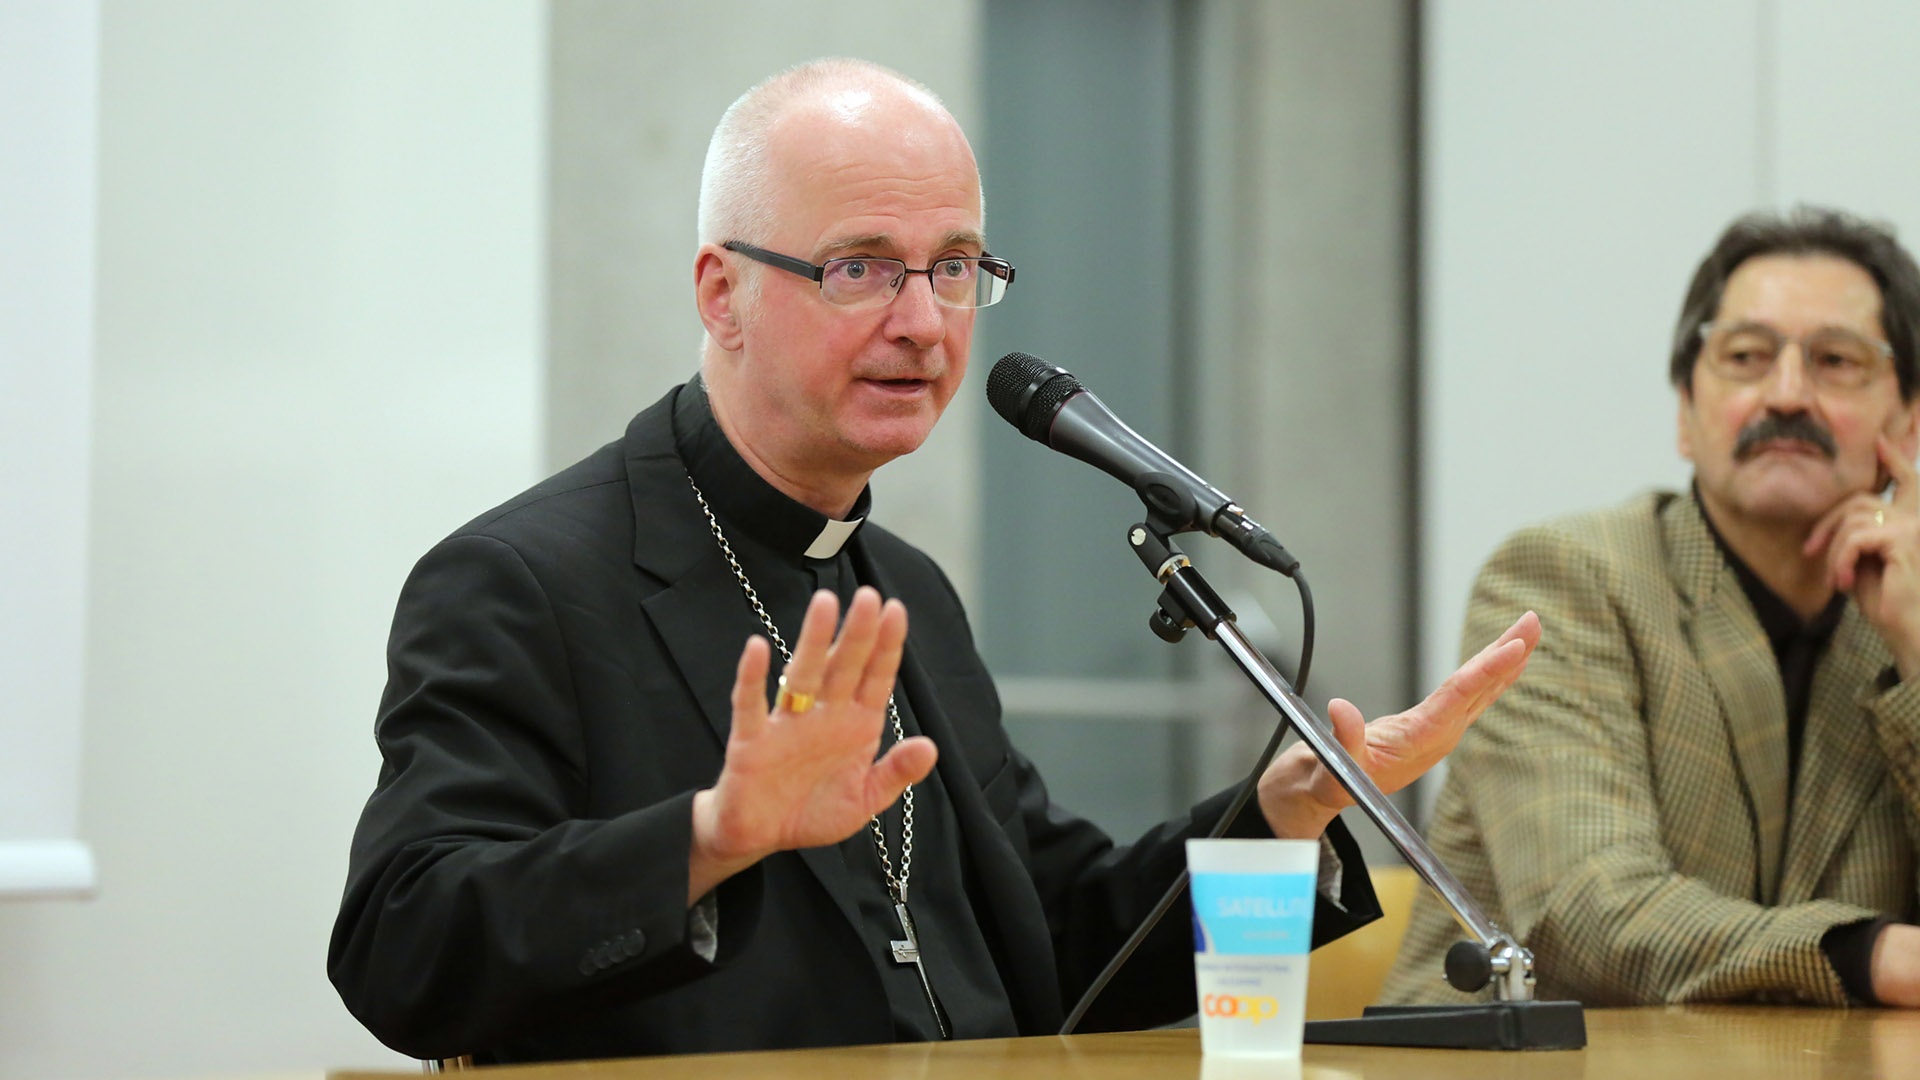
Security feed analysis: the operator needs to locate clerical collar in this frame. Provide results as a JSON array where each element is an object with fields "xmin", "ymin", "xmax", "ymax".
[{"xmin": 672, "ymin": 376, "xmax": 871, "ymax": 560}]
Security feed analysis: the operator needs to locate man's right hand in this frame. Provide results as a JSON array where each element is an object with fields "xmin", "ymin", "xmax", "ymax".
[
  {"xmin": 1872, "ymin": 923, "xmax": 1920, "ymax": 1007},
  {"xmin": 687, "ymin": 586, "xmax": 938, "ymax": 904}
]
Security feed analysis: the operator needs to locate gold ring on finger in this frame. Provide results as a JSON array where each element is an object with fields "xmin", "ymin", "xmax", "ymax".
[
  {"xmin": 776, "ymin": 674, "xmax": 816, "ymax": 715},
  {"xmin": 1876, "ymin": 507, "xmax": 1887, "ymax": 527}
]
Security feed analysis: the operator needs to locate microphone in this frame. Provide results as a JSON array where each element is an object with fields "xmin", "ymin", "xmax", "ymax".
[{"xmin": 986, "ymin": 351, "xmax": 1298, "ymax": 576}]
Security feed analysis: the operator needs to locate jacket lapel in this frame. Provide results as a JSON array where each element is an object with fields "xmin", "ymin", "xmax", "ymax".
[
  {"xmin": 622, "ymin": 391, "xmax": 871, "ymax": 939},
  {"xmin": 1778, "ymin": 606, "xmax": 1888, "ymax": 902},
  {"xmin": 638, "ymin": 551, "xmax": 750, "ymax": 751},
  {"xmin": 624, "ymin": 396, "xmax": 740, "ymax": 752},
  {"xmin": 1669, "ymin": 498, "xmax": 1791, "ymax": 901}
]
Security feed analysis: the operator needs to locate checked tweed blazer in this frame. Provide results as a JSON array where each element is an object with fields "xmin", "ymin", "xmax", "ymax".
[{"xmin": 1383, "ymin": 491, "xmax": 1920, "ymax": 1006}]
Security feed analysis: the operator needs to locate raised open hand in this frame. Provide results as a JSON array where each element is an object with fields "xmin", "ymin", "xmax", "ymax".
[
  {"xmin": 688, "ymin": 587, "xmax": 937, "ymax": 902},
  {"xmin": 1257, "ymin": 610, "xmax": 1541, "ymax": 839}
]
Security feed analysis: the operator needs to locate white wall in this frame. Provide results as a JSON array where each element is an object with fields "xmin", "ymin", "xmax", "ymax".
[
  {"xmin": 0, "ymin": 1, "xmax": 98, "ymax": 898},
  {"xmin": 545, "ymin": 0, "xmax": 984, "ymax": 605},
  {"xmin": 1421, "ymin": 0, "xmax": 1920, "ymax": 703},
  {"xmin": 0, "ymin": 3, "xmax": 545, "ymax": 1076}
]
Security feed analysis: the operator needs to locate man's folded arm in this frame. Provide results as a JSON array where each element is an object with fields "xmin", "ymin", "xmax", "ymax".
[{"xmin": 1458, "ymin": 527, "xmax": 1882, "ymax": 1006}]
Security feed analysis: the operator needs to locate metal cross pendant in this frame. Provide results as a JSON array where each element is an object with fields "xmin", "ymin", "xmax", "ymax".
[{"xmin": 889, "ymin": 901, "xmax": 951, "ymax": 1039}]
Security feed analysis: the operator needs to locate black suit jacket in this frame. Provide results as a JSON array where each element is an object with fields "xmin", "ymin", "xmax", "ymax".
[{"xmin": 328, "ymin": 384, "xmax": 1379, "ymax": 1063}]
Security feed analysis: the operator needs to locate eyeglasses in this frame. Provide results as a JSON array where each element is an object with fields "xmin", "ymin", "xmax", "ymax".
[
  {"xmin": 1697, "ymin": 321, "xmax": 1896, "ymax": 391},
  {"xmin": 723, "ymin": 241, "xmax": 1016, "ymax": 310}
]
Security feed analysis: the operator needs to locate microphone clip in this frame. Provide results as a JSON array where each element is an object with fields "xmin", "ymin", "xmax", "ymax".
[
  {"xmin": 1130, "ymin": 470, "xmax": 1203, "ymax": 533},
  {"xmin": 1127, "ymin": 520, "xmax": 1236, "ymax": 645},
  {"xmin": 1130, "ymin": 471, "xmax": 1300, "ymax": 579}
]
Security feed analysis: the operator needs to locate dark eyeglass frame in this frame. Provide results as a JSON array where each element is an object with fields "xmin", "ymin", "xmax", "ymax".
[{"xmin": 722, "ymin": 240, "xmax": 1016, "ymax": 309}]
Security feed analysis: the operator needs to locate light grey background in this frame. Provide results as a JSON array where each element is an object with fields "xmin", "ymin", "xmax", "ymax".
[
  {"xmin": 1, "ymin": 2, "xmax": 548, "ymax": 1076},
  {"xmin": 10, "ymin": 1, "xmax": 1920, "ymax": 1077},
  {"xmin": 0, "ymin": 0, "xmax": 96, "ymax": 895},
  {"xmin": 1418, "ymin": 4, "xmax": 1920, "ymax": 829}
]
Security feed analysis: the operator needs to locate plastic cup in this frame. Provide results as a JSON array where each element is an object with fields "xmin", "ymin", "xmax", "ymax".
[{"xmin": 1187, "ymin": 838, "xmax": 1320, "ymax": 1057}]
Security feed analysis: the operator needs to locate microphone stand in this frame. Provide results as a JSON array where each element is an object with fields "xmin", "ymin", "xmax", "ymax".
[{"xmin": 1127, "ymin": 511, "xmax": 1585, "ymax": 1051}]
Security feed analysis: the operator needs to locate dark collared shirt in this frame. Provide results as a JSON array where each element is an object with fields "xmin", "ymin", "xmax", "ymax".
[
  {"xmin": 674, "ymin": 377, "xmax": 1018, "ymax": 1041},
  {"xmin": 1694, "ymin": 489, "xmax": 1847, "ymax": 795},
  {"xmin": 1691, "ymin": 487, "xmax": 1887, "ymax": 1004}
]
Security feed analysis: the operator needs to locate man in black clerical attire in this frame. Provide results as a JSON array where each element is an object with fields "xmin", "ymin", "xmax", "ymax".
[{"xmin": 328, "ymin": 59, "xmax": 1540, "ymax": 1064}]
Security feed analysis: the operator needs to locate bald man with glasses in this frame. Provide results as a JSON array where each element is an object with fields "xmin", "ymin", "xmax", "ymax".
[{"xmin": 329, "ymin": 58, "xmax": 1538, "ymax": 1065}]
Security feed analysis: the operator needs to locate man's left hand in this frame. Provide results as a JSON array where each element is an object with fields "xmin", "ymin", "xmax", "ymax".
[
  {"xmin": 1805, "ymin": 436, "xmax": 1920, "ymax": 679},
  {"xmin": 1256, "ymin": 610, "xmax": 1540, "ymax": 840}
]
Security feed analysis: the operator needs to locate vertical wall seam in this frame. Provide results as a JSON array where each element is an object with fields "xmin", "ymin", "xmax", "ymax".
[
  {"xmin": 1402, "ymin": 0, "xmax": 1424, "ymax": 716},
  {"xmin": 1756, "ymin": 0, "xmax": 1776, "ymax": 206}
]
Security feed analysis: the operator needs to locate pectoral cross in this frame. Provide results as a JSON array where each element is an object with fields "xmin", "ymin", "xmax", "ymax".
[{"xmin": 889, "ymin": 901, "xmax": 951, "ymax": 1039}]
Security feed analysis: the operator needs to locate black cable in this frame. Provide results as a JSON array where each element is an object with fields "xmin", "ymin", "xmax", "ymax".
[{"xmin": 1058, "ymin": 568, "xmax": 1317, "ymax": 1035}]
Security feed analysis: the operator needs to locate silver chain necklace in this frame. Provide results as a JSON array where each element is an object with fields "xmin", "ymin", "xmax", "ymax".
[
  {"xmin": 689, "ymin": 475, "xmax": 951, "ymax": 1038},
  {"xmin": 686, "ymin": 476, "xmax": 917, "ymax": 903}
]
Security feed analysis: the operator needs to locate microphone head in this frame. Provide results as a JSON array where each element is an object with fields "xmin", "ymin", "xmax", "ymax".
[{"xmin": 987, "ymin": 351, "xmax": 1082, "ymax": 443}]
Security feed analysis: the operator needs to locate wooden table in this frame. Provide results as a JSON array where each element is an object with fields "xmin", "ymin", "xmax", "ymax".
[{"xmin": 326, "ymin": 1008, "xmax": 1920, "ymax": 1080}]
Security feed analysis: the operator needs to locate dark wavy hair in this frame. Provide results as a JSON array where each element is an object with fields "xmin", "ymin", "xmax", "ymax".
[{"xmin": 1669, "ymin": 206, "xmax": 1920, "ymax": 401}]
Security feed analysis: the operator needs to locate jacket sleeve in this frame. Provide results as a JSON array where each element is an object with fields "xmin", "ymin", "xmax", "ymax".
[
  {"xmin": 1450, "ymin": 526, "xmax": 1889, "ymax": 1005},
  {"xmin": 327, "ymin": 534, "xmax": 762, "ymax": 1060},
  {"xmin": 1863, "ymin": 675, "xmax": 1920, "ymax": 893}
]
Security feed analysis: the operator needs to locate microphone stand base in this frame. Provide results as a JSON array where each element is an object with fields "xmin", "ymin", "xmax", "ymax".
[{"xmin": 1303, "ymin": 1000, "xmax": 1587, "ymax": 1051}]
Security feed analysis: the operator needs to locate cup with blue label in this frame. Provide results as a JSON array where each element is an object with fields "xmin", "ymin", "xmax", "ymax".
[{"xmin": 1187, "ymin": 838, "xmax": 1319, "ymax": 1056}]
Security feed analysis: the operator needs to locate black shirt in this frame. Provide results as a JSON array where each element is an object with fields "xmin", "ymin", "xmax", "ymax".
[{"xmin": 1693, "ymin": 489, "xmax": 1847, "ymax": 796}]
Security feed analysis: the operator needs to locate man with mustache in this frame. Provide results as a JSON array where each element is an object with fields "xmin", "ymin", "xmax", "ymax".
[
  {"xmin": 328, "ymin": 58, "xmax": 1540, "ymax": 1064},
  {"xmin": 1385, "ymin": 206, "xmax": 1920, "ymax": 1009}
]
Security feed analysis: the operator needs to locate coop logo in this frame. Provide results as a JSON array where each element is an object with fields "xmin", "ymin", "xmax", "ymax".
[{"xmin": 1201, "ymin": 993, "xmax": 1279, "ymax": 1024}]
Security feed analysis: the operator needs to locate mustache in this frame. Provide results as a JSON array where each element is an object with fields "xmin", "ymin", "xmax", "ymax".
[{"xmin": 1733, "ymin": 413, "xmax": 1837, "ymax": 460}]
